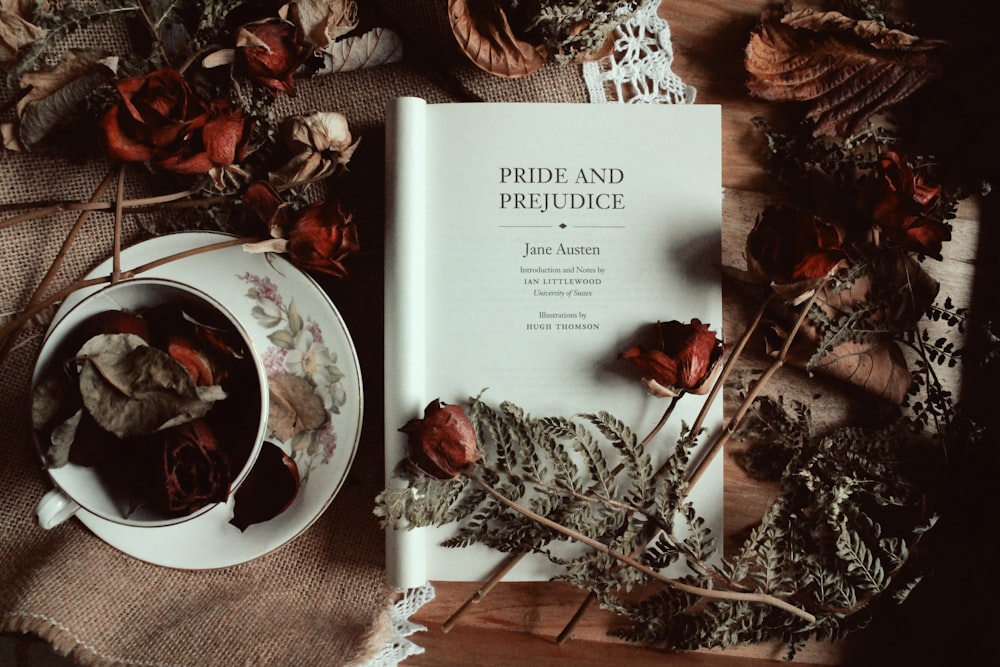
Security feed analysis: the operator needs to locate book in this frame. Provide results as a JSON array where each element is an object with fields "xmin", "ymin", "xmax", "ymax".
[{"xmin": 384, "ymin": 97, "xmax": 723, "ymax": 589}]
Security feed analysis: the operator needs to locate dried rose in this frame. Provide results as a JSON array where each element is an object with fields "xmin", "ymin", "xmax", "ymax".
[
  {"xmin": 868, "ymin": 151, "xmax": 949, "ymax": 259},
  {"xmin": 284, "ymin": 197, "xmax": 359, "ymax": 277},
  {"xmin": 400, "ymin": 399, "xmax": 480, "ymax": 480},
  {"xmin": 99, "ymin": 68, "xmax": 253, "ymax": 188},
  {"xmin": 241, "ymin": 182, "xmax": 359, "ymax": 278},
  {"xmin": 619, "ymin": 319, "xmax": 724, "ymax": 398},
  {"xmin": 150, "ymin": 418, "xmax": 231, "ymax": 515},
  {"xmin": 269, "ymin": 110, "xmax": 361, "ymax": 184},
  {"xmin": 746, "ymin": 206, "xmax": 848, "ymax": 304},
  {"xmin": 235, "ymin": 18, "xmax": 305, "ymax": 96}
]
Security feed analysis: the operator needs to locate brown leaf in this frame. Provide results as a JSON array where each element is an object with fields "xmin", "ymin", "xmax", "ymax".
[
  {"xmin": 267, "ymin": 373, "xmax": 327, "ymax": 441},
  {"xmin": 449, "ymin": 0, "xmax": 547, "ymax": 79},
  {"xmin": 0, "ymin": 1, "xmax": 45, "ymax": 64},
  {"xmin": 745, "ymin": 6, "xmax": 945, "ymax": 137},
  {"xmin": 765, "ymin": 324, "xmax": 911, "ymax": 405},
  {"xmin": 313, "ymin": 26, "xmax": 403, "ymax": 75}
]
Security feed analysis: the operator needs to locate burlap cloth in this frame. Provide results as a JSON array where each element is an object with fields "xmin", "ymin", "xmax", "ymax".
[{"xmin": 0, "ymin": 3, "xmax": 589, "ymax": 666}]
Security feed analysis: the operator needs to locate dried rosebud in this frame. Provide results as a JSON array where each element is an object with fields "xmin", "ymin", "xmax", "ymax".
[
  {"xmin": 746, "ymin": 206, "xmax": 848, "ymax": 304},
  {"xmin": 236, "ymin": 18, "xmax": 304, "ymax": 96},
  {"xmin": 269, "ymin": 111, "xmax": 361, "ymax": 184},
  {"xmin": 285, "ymin": 197, "xmax": 359, "ymax": 277},
  {"xmin": 149, "ymin": 418, "xmax": 231, "ymax": 516},
  {"xmin": 241, "ymin": 182, "xmax": 359, "ymax": 277},
  {"xmin": 869, "ymin": 151, "xmax": 949, "ymax": 259},
  {"xmin": 400, "ymin": 399, "xmax": 480, "ymax": 480},
  {"xmin": 619, "ymin": 319, "xmax": 724, "ymax": 398},
  {"xmin": 98, "ymin": 68, "xmax": 253, "ymax": 188}
]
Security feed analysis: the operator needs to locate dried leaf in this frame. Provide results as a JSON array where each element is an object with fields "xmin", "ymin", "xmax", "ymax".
[
  {"xmin": 449, "ymin": 0, "xmax": 547, "ymax": 79},
  {"xmin": 77, "ymin": 333, "xmax": 224, "ymax": 439},
  {"xmin": 0, "ymin": 1, "xmax": 45, "ymax": 64},
  {"xmin": 765, "ymin": 324, "xmax": 911, "ymax": 405},
  {"xmin": 281, "ymin": 0, "xmax": 358, "ymax": 51},
  {"xmin": 268, "ymin": 373, "xmax": 327, "ymax": 441},
  {"xmin": 13, "ymin": 49, "xmax": 118, "ymax": 150},
  {"xmin": 314, "ymin": 27, "xmax": 403, "ymax": 76},
  {"xmin": 745, "ymin": 6, "xmax": 945, "ymax": 137},
  {"xmin": 46, "ymin": 409, "xmax": 82, "ymax": 468}
]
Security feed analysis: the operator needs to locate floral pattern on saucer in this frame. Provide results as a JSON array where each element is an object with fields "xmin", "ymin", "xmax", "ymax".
[{"xmin": 240, "ymin": 272, "xmax": 349, "ymax": 484}]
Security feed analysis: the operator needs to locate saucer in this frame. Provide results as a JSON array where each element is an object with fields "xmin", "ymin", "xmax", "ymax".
[{"xmin": 49, "ymin": 231, "xmax": 363, "ymax": 568}]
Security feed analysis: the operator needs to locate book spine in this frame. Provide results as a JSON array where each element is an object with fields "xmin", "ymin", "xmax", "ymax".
[{"xmin": 384, "ymin": 96, "xmax": 430, "ymax": 590}]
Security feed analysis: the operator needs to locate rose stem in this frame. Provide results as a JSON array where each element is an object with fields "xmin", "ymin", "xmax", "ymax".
[
  {"xmin": 467, "ymin": 470, "xmax": 815, "ymax": 623},
  {"xmin": 442, "ymin": 395, "xmax": 683, "ymax": 632},
  {"xmin": 686, "ymin": 284, "xmax": 824, "ymax": 490},
  {"xmin": 0, "ymin": 172, "xmax": 332, "ymax": 231},
  {"xmin": 0, "ymin": 238, "xmax": 253, "ymax": 350},
  {"xmin": 556, "ymin": 292, "xmax": 777, "ymax": 642},
  {"xmin": 111, "ymin": 165, "xmax": 126, "ymax": 284},
  {"xmin": 0, "ymin": 169, "xmax": 114, "ymax": 366}
]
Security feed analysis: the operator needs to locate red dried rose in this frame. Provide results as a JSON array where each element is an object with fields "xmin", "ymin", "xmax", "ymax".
[
  {"xmin": 746, "ymin": 206, "xmax": 848, "ymax": 303},
  {"xmin": 869, "ymin": 151, "xmax": 949, "ymax": 259},
  {"xmin": 150, "ymin": 418, "xmax": 231, "ymax": 515},
  {"xmin": 285, "ymin": 198, "xmax": 359, "ymax": 277},
  {"xmin": 241, "ymin": 181, "xmax": 359, "ymax": 277},
  {"xmin": 235, "ymin": 19, "xmax": 304, "ymax": 96},
  {"xmin": 619, "ymin": 319, "xmax": 724, "ymax": 398},
  {"xmin": 99, "ymin": 68, "xmax": 253, "ymax": 188},
  {"xmin": 400, "ymin": 399, "xmax": 480, "ymax": 480}
]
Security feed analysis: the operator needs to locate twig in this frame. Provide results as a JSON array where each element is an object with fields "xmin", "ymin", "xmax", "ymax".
[
  {"xmin": 467, "ymin": 471, "xmax": 816, "ymax": 623},
  {"xmin": 0, "ymin": 237, "xmax": 253, "ymax": 351},
  {"xmin": 112, "ymin": 165, "xmax": 126, "ymax": 284},
  {"xmin": 0, "ymin": 169, "xmax": 115, "ymax": 366}
]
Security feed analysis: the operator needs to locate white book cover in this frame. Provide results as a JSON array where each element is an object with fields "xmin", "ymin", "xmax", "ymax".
[{"xmin": 384, "ymin": 97, "xmax": 723, "ymax": 589}]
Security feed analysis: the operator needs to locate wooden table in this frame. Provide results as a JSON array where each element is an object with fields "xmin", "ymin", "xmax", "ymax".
[{"xmin": 407, "ymin": 1, "xmax": 992, "ymax": 664}]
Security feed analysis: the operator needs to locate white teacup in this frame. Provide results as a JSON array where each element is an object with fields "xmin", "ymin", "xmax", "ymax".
[{"xmin": 31, "ymin": 277, "xmax": 268, "ymax": 529}]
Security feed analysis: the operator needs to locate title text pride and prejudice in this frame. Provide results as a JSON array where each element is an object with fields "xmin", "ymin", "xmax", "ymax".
[{"xmin": 498, "ymin": 166, "xmax": 625, "ymax": 213}]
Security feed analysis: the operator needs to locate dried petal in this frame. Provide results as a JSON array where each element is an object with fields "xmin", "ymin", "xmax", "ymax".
[
  {"xmin": 230, "ymin": 441, "xmax": 300, "ymax": 531},
  {"xmin": 619, "ymin": 319, "xmax": 724, "ymax": 397},
  {"xmin": 745, "ymin": 6, "xmax": 945, "ymax": 137},
  {"xmin": 270, "ymin": 110, "xmax": 361, "ymax": 184}
]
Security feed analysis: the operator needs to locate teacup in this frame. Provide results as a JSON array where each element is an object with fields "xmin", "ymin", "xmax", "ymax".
[{"xmin": 31, "ymin": 277, "xmax": 268, "ymax": 529}]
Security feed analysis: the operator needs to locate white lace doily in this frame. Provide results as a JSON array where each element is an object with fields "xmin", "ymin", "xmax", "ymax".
[
  {"xmin": 376, "ymin": 4, "xmax": 693, "ymax": 664},
  {"xmin": 583, "ymin": 0, "xmax": 696, "ymax": 105},
  {"xmin": 358, "ymin": 584, "xmax": 435, "ymax": 667}
]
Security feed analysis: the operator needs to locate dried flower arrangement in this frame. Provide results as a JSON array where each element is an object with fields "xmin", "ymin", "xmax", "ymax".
[
  {"xmin": 1, "ymin": 0, "xmax": 395, "ymax": 528},
  {"xmin": 377, "ymin": 0, "xmax": 998, "ymax": 657}
]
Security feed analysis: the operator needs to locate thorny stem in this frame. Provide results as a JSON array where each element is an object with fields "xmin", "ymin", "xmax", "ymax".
[
  {"xmin": 467, "ymin": 471, "xmax": 816, "ymax": 623},
  {"xmin": 443, "ymin": 394, "xmax": 682, "ymax": 631}
]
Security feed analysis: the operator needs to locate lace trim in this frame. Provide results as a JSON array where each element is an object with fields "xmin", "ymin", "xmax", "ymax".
[
  {"xmin": 583, "ymin": 0, "xmax": 696, "ymax": 105},
  {"xmin": 359, "ymin": 584, "xmax": 435, "ymax": 667}
]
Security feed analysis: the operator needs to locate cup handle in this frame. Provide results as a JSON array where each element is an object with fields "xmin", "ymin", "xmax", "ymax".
[{"xmin": 35, "ymin": 488, "xmax": 80, "ymax": 529}]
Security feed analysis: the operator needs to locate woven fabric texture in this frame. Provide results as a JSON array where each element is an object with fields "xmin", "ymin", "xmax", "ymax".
[{"xmin": 0, "ymin": 2, "xmax": 590, "ymax": 665}]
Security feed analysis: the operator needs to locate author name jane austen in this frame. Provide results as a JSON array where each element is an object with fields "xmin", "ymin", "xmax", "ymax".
[{"xmin": 522, "ymin": 243, "xmax": 600, "ymax": 258}]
